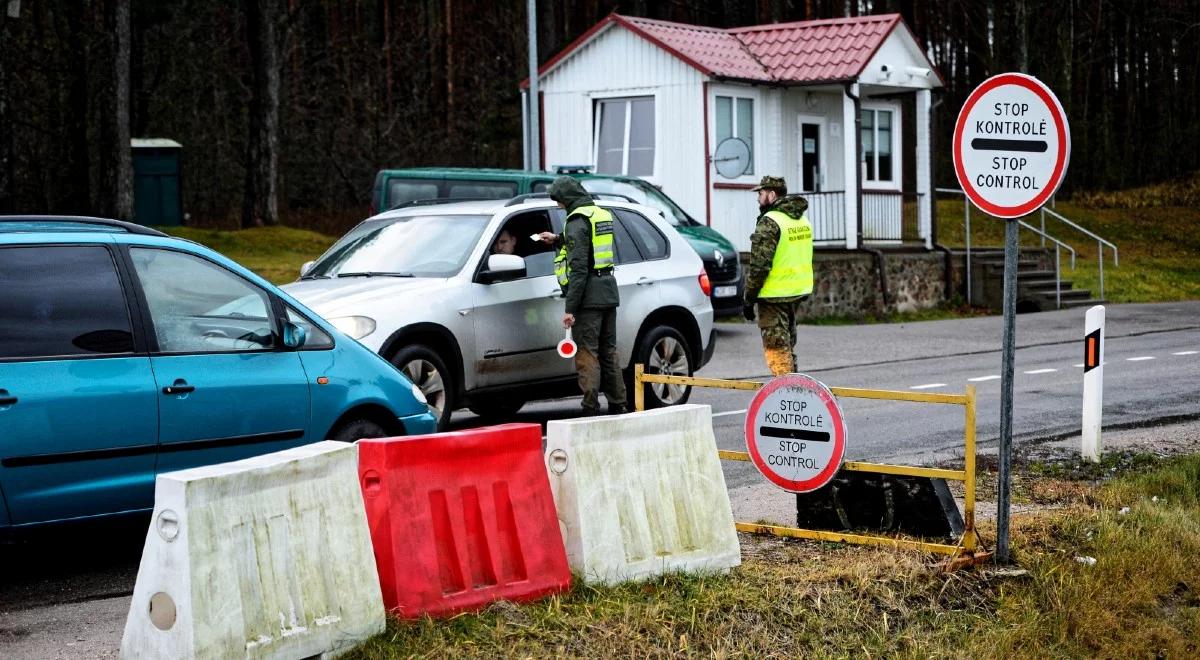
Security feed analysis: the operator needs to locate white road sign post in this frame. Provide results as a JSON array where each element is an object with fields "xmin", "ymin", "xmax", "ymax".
[
  {"xmin": 1081, "ymin": 305, "xmax": 1106, "ymax": 462},
  {"xmin": 744, "ymin": 374, "xmax": 847, "ymax": 494},
  {"xmin": 954, "ymin": 73, "xmax": 1071, "ymax": 564}
]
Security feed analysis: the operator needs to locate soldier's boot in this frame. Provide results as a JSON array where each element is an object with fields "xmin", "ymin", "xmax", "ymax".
[{"xmin": 764, "ymin": 347, "xmax": 793, "ymax": 376}]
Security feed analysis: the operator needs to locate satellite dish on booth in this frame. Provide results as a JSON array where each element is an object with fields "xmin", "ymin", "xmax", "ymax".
[{"xmin": 713, "ymin": 137, "xmax": 751, "ymax": 179}]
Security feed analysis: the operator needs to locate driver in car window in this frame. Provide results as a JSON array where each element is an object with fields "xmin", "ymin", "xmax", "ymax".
[{"xmin": 491, "ymin": 229, "xmax": 517, "ymax": 255}]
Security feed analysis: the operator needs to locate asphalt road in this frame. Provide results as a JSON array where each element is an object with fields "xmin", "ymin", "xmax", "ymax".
[{"xmin": 2, "ymin": 301, "xmax": 1197, "ymax": 656}]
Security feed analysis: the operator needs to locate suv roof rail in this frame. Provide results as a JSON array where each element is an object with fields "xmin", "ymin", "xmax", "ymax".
[
  {"xmin": 0, "ymin": 215, "xmax": 169, "ymax": 237},
  {"xmin": 387, "ymin": 197, "xmax": 494, "ymax": 211},
  {"xmin": 504, "ymin": 192, "xmax": 637, "ymax": 207}
]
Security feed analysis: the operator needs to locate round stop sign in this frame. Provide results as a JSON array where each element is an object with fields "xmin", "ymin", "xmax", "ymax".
[
  {"xmin": 744, "ymin": 374, "xmax": 847, "ymax": 493},
  {"xmin": 953, "ymin": 73, "xmax": 1071, "ymax": 219}
]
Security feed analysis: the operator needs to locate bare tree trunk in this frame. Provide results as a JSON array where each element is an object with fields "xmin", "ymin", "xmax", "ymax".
[
  {"xmin": 243, "ymin": 0, "xmax": 281, "ymax": 228},
  {"xmin": 100, "ymin": 0, "xmax": 133, "ymax": 220},
  {"xmin": 0, "ymin": 13, "xmax": 11, "ymax": 213}
]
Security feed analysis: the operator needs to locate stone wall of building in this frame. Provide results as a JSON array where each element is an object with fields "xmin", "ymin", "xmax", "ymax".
[{"xmin": 750, "ymin": 250, "xmax": 950, "ymax": 319}]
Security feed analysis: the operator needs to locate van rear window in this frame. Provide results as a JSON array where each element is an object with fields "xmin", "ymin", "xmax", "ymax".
[
  {"xmin": 387, "ymin": 180, "xmax": 438, "ymax": 208},
  {"xmin": 447, "ymin": 181, "xmax": 517, "ymax": 199}
]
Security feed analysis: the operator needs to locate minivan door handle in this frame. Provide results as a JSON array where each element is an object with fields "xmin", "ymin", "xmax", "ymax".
[
  {"xmin": 0, "ymin": 389, "xmax": 16, "ymax": 407},
  {"xmin": 636, "ymin": 277, "xmax": 655, "ymax": 286}
]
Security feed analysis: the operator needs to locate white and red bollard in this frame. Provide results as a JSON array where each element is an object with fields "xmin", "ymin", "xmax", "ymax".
[{"xmin": 1081, "ymin": 305, "xmax": 1105, "ymax": 462}]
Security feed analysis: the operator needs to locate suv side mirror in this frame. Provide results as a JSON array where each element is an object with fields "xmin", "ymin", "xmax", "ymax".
[
  {"xmin": 282, "ymin": 322, "xmax": 308, "ymax": 349},
  {"xmin": 300, "ymin": 260, "xmax": 314, "ymax": 277},
  {"xmin": 479, "ymin": 253, "xmax": 526, "ymax": 283}
]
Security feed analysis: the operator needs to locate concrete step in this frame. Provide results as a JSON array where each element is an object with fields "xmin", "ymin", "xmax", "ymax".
[
  {"xmin": 1021, "ymin": 278, "xmax": 1075, "ymax": 291},
  {"xmin": 1016, "ymin": 269, "xmax": 1060, "ymax": 280}
]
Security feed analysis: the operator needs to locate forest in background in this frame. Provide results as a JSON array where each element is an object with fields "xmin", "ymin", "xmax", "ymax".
[{"xmin": 1, "ymin": 0, "xmax": 1197, "ymax": 228}]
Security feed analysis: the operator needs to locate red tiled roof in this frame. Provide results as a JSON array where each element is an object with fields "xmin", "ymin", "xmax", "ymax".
[
  {"xmin": 532, "ymin": 13, "xmax": 925, "ymax": 86},
  {"xmin": 731, "ymin": 15, "xmax": 901, "ymax": 83},
  {"xmin": 615, "ymin": 16, "xmax": 773, "ymax": 82}
]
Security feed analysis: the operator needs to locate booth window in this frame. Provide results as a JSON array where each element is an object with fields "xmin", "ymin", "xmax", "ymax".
[
  {"xmin": 715, "ymin": 95, "xmax": 754, "ymax": 175},
  {"xmin": 594, "ymin": 96, "xmax": 655, "ymax": 177},
  {"xmin": 860, "ymin": 108, "xmax": 895, "ymax": 184}
]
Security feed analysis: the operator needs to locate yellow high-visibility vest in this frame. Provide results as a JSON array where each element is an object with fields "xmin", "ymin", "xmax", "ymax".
[
  {"xmin": 554, "ymin": 205, "xmax": 615, "ymax": 287},
  {"xmin": 758, "ymin": 210, "xmax": 814, "ymax": 299}
]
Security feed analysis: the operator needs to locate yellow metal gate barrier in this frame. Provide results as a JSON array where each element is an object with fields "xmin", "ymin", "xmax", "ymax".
[{"xmin": 634, "ymin": 365, "xmax": 988, "ymax": 564}]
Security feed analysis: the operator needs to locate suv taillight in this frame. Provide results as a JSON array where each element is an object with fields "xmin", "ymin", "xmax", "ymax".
[{"xmin": 698, "ymin": 270, "xmax": 712, "ymax": 296}]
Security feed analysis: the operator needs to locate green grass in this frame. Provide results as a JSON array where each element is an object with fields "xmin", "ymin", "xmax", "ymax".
[
  {"xmin": 343, "ymin": 455, "xmax": 1200, "ymax": 658},
  {"xmin": 166, "ymin": 225, "xmax": 336, "ymax": 285},
  {"xmin": 936, "ymin": 172, "xmax": 1200, "ymax": 303}
]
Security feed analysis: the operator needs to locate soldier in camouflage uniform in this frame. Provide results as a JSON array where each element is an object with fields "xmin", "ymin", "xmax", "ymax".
[
  {"xmin": 539, "ymin": 177, "xmax": 628, "ymax": 416},
  {"xmin": 743, "ymin": 176, "xmax": 814, "ymax": 376}
]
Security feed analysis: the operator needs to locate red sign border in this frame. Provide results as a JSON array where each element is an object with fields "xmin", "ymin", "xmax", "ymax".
[
  {"xmin": 953, "ymin": 73, "xmax": 1070, "ymax": 219},
  {"xmin": 744, "ymin": 374, "xmax": 847, "ymax": 493}
]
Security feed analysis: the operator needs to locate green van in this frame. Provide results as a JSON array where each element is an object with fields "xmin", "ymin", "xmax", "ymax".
[{"xmin": 369, "ymin": 167, "xmax": 743, "ymax": 317}]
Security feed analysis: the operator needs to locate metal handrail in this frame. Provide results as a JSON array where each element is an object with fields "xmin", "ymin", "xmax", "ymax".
[
  {"xmin": 936, "ymin": 188, "xmax": 1116, "ymax": 304},
  {"xmin": 935, "ymin": 188, "xmax": 972, "ymax": 304},
  {"xmin": 1041, "ymin": 206, "xmax": 1119, "ymax": 299},
  {"xmin": 1017, "ymin": 220, "xmax": 1076, "ymax": 309}
]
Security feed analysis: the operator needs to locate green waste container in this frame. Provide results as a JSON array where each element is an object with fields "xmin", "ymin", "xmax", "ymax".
[{"xmin": 132, "ymin": 138, "xmax": 183, "ymax": 226}]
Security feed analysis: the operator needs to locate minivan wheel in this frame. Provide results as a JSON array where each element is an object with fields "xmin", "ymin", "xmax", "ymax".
[
  {"xmin": 468, "ymin": 398, "xmax": 526, "ymax": 420},
  {"xmin": 635, "ymin": 326, "xmax": 693, "ymax": 408},
  {"xmin": 329, "ymin": 418, "xmax": 388, "ymax": 443},
  {"xmin": 390, "ymin": 345, "xmax": 455, "ymax": 430}
]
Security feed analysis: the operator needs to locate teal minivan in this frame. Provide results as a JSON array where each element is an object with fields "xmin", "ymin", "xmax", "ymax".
[
  {"xmin": 0, "ymin": 216, "xmax": 436, "ymax": 529},
  {"xmin": 370, "ymin": 167, "xmax": 744, "ymax": 317}
]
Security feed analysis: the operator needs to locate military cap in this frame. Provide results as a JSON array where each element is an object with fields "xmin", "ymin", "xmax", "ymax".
[{"xmin": 751, "ymin": 175, "xmax": 787, "ymax": 192}]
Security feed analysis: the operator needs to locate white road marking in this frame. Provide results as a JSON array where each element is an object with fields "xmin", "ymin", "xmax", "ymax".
[
  {"xmin": 968, "ymin": 375, "xmax": 1000, "ymax": 382},
  {"xmin": 910, "ymin": 383, "xmax": 947, "ymax": 390},
  {"xmin": 1173, "ymin": 351, "xmax": 1198, "ymax": 356},
  {"xmin": 1024, "ymin": 368, "xmax": 1058, "ymax": 374},
  {"xmin": 1074, "ymin": 363, "xmax": 1085, "ymax": 368},
  {"xmin": 713, "ymin": 409, "xmax": 747, "ymax": 419},
  {"xmin": 1127, "ymin": 356, "xmax": 1156, "ymax": 361}
]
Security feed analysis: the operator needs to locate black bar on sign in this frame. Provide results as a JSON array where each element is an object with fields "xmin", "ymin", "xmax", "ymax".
[
  {"xmin": 971, "ymin": 138, "xmax": 1048, "ymax": 153},
  {"xmin": 759, "ymin": 426, "xmax": 830, "ymax": 442}
]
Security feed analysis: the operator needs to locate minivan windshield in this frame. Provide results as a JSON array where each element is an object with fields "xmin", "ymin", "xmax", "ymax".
[
  {"xmin": 305, "ymin": 214, "xmax": 491, "ymax": 279},
  {"xmin": 580, "ymin": 179, "xmax": 699, "ymax": 228}
]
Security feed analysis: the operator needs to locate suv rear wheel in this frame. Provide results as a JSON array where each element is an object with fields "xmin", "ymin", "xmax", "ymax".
[
  {"xmin": 635, "ymin": 325, "xmax": 693, "ymax": 408},
  {"xmin": 391, "ymin": 344, "xmax": 455, "ymax": 430}
]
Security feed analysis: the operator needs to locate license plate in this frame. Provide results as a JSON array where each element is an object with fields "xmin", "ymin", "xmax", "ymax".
[{"xmin": 713, "ymin": 285, "xmax": 737, "ymax": 298}]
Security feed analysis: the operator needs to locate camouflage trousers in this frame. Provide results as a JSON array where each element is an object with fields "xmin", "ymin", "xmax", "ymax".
[
  {"xmin": 757, "ymin": 299, "xmax": 803, "ymax": 376},
  {"xmin": 573, "ymin": 307, "xmax": 627, "ymax": 413}
]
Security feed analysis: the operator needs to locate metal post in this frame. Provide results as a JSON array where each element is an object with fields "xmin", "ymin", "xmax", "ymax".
[
  {"xmin": 520, "ymin": 90, "xmax": 529, "ymax": 170},
  {"xmin": 634, "ymin": 363, "xmax": 645, "ymax": 412},
  {"xmin": 963, "ymin": 384, "xmax": 977, "ymax": 552},
  {"xmin": 1055, "ymin": 245, "xmax": 1061, "ymax": 309},
  {"xmin": 997, "ymin": 219, "xmax": 1018, "ymax": 563},
  {"xmin": 1098, "ymin": 240, "xmax": 1105, "ymax": 300},
  {"xmin": 1040, "ymin": 208, "xmax": 1046, "ymax": 247},
  {"xmin": 964, "ymin": 199, "xmax": 972, "ymax": 305},
  {"xmin": 526, "ymin": 0, "xmax": 540, "ymax": 171}
]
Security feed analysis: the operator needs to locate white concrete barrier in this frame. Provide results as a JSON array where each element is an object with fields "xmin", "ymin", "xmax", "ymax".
[
  {"xmin": 121, "ymin": 441, "xmax": 384, "ymax": 659},
  {"xmin": 545, "ymin": 404, "xmax": 740, "ymax": 584}
]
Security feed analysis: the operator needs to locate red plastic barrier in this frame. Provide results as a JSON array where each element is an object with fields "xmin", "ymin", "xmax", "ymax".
[{"xmin": 358, "ymin": 423, "xmax": 570, "ymax": 618}]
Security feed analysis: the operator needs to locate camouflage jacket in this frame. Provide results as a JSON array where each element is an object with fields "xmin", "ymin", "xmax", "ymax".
[{"xmin": 744, "ymin": 194, "xmax": 810, "ymax": 304}]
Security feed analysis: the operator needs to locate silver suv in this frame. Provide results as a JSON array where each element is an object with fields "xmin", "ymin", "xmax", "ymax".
[{"xmin": 283, "ymin": 197, "xmax": 715, "ymax": 428}]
